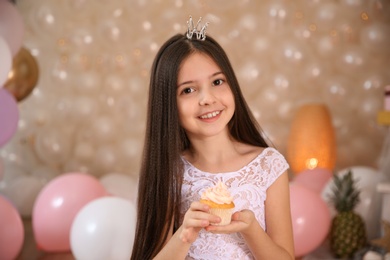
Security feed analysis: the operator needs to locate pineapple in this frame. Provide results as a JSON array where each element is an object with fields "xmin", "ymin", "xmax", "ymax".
[{"xmin": 329, "ymin": 170, "xmax": 367, "ymax": 258}]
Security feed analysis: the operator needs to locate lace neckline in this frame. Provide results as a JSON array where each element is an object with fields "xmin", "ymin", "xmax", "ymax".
[{"xmin": 181, "ymin": 147, "xmax": 274, "ymax": 175}]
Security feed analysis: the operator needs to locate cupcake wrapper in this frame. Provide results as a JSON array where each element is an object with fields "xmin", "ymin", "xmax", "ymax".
[{"xmin": 209, "ymin": 208, "xmax": 233, "ymax": 226}]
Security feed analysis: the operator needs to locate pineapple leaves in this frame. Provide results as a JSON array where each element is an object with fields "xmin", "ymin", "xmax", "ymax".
[{"xmin": 329, "ymin": 170, "xmax": 361, "ymax": 213}]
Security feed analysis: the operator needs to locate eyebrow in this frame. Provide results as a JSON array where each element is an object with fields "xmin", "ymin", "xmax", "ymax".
[{"xmin": 177, "ymin": 71, "xmax": 224, "ymax": 87}]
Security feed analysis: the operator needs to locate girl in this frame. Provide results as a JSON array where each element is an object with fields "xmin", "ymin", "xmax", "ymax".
[{"xmin": 131, "ymin": 17, "xmax": 294, "ymax": 260}]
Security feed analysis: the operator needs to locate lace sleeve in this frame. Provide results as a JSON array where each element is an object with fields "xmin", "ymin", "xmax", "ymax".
[{"xmin": 264, "ymin": 148, "xmax": 289, "ymax": 188}]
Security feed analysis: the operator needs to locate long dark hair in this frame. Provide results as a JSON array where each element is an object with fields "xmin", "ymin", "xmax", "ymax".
[{"xmin": 131, "ymin": 33, "xmax": 268, "ymax": 260}]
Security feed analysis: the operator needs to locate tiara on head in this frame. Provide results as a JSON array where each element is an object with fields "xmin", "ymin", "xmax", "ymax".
[{"xmin": 186, "ymin": 15, "xmax": 209, "ymax": 41}]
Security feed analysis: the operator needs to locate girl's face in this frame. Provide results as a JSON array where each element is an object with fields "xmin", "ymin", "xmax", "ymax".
[{"xmin": 176, "ymin": 53, "xmax": 235, "ymax": 140}]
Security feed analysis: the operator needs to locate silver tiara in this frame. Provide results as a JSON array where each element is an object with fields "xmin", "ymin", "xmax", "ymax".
[{"xmin": 186, "ymin": 15, "xmax": 209, "ymax": 41}]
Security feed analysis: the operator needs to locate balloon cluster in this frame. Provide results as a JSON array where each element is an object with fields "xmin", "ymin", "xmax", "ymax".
[
  {"xmin": 289, "ymin": 166, "xmax": 384, "ymax": 257},
  {"xmin": 0, "ymin": 172, "xmax": 137, "ymax": 260}
]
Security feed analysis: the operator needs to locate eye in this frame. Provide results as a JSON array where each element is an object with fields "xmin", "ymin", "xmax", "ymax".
[
  {"xmin": 212, "ymin": 79, "xmax": 225, "ymax": 86},
  {"xmin": 181, "ymin": 87, "xmax": 195, "ymax": 95}
]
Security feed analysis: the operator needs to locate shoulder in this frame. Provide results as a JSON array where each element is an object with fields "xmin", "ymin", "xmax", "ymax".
[
  {"xmin": 261, "ymin": 147, "xmax": 286, "ymax": 159},
  {"xmin": 235, "ymin": 142, "xmax": 265, "ymax": 157},
  {"xmin": 235, "ymin": 143, "xmax": 287, "ymax": 163},
  {"xmin": 230, "ymin": 142, "xmax": 264, "ymax": 168}
]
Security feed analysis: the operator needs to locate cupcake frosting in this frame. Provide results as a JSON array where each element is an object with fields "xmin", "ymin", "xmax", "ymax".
[{"xmin": 201, "ymin": 181, "xmax": 233, "ymax": 205}]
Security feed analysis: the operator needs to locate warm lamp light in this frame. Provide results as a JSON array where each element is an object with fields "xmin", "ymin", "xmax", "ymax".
[{"xmin": 287, "ymin": 103, "xmax": 336, "ymax": 175}]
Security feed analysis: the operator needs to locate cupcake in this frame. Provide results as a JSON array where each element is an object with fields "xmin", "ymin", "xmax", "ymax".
[{"xmin": 199, "ymin": 181, "xmax": 235, "ymax": 226}]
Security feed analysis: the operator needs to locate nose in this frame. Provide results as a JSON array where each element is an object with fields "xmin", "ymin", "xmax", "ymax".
[{"xmin": 199, "ymin": 88, "xmax": 216, "ymax": 106}]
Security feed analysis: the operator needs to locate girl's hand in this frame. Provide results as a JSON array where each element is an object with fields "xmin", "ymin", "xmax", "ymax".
[
  {"xmin": 179, "ymin": 201, "xmax": 221, "ymax": 244},
  {"xmin": 204, "ymin": 209, "xmax": 256, "ymax": 235}
]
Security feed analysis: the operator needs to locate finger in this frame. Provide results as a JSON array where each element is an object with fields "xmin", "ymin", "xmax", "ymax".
[
  {"xmin": 205, "ymin": 224, "xmax": 233, "ymax": 233},
  {"xmin": 186, "ymin": 205, "xmax": 221, "ymax": 222},
  {"xmin": 184, "ymin": 218, "xmax": 210, "ymax": 228},
  {"xmin": 184, "ymin": 212, "xmax": 221, "ymax": 227},
  {"xmin": 202, "ymin": 212, "xmax": 221, "ymax": 224},
  {"xmin": 232, "ymin": 211, "xmax": 241, "ymax": 221},
  {"xmin": 186, "ymin": 210, "xmax": 214, "ymax": 220},
  {"xmin": 190, "ymin": 201, "xmax": 210, "ymax": 212}
]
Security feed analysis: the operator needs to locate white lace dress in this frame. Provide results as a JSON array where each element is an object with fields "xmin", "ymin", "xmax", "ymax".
[{"xmin": 180, "ymin": 147, "xmax": 289, "ymax": 260}]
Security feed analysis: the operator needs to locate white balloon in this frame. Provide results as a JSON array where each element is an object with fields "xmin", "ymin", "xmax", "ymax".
[{"xmin": 70, "ymin": 197, "xmax": 136, "ymax": 260}]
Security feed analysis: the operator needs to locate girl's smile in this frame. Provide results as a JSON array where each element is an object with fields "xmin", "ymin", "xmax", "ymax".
[{"xmin": 199, "ymin": 110, "xmax": 221, "ymax": 120}]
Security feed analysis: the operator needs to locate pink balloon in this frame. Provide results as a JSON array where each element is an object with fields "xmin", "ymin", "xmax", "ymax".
[
  {"xmin": 0, "ymin": 1, "xmax": 25, "ymax": 56},
  {"xmin": 0, "ymin": 88, "xmax": 19, "ymax": 147},
  {"xmin": 0, "ymin": 195, "xmax": 24, "ymax": 260},
  {"xmin": 290, "ymin": 182, "xmax": 331, "ymax": 257},
  {"xmin": 32, "ymin": 173, "xmax": 107, "ymax": 252},
  {"xmin": 294, "ymin": 168, "xmax": 333, "ymax": 193}
]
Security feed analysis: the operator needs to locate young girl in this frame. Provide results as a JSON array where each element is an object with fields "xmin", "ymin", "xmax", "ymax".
[{"xmin": 131, "ymin": 17, "xmax": 294, "ymax": 260}]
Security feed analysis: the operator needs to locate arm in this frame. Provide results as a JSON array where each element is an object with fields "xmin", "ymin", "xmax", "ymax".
[
  {"xmin": 154, "ymin": 202, "xmax": 221, "ymax": 260},
  {"xmin": 206, "ymin": 171, "xmax": 294, "ymax": 260},
  {"xmin": 244, "ymin": 171, "xmax": 294, "ymax": 259}
]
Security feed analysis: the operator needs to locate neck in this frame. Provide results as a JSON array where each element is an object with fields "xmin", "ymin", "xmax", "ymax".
[{"xmin": 184, "ymin": 131, "xmax": 240, "ymax": 170}]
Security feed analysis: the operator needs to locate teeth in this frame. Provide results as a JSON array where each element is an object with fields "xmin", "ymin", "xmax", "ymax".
[{"xmin": 200, "ymin": 111, "xmax": 220, "ymax": 119}]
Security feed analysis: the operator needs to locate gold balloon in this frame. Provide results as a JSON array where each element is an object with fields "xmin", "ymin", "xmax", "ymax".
[{"xmin": 4, "ymin": 47, "xmax": 39, "ymax": 102}]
